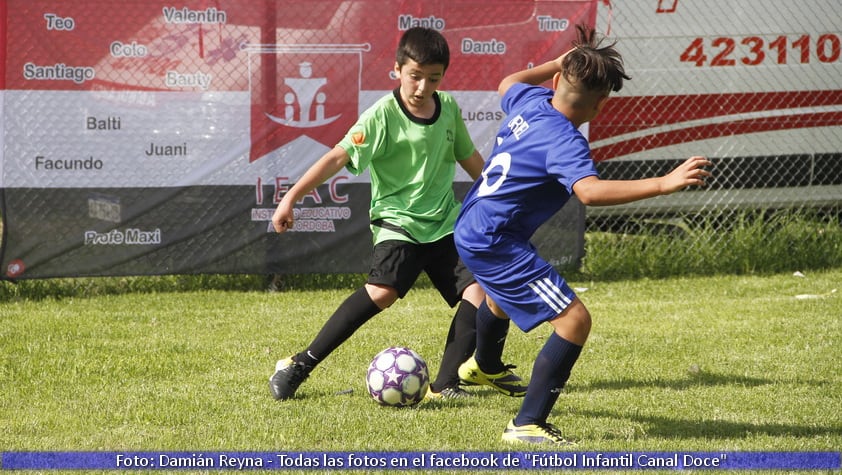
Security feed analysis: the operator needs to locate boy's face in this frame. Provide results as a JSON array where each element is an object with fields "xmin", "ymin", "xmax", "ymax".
[{"xmin": 394, "ymin": 59, "xmax": 445, "ymax": 112}]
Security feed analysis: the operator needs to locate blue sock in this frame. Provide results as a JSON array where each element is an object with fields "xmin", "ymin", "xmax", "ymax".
[
  {"xmin": 474, "ymin": 300, "xmax": 509, "ymax": 373},
  {"xmin": 514, "ymin": 332, "xmax": 582, "ymax": 426}
]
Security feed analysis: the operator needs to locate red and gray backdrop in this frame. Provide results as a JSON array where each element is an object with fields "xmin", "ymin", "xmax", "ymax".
[
  {"xmin": 2, "ymin": 0, "xmax": 839, "ymax": 279},
  {"xmin": 1, "ymin": 0, "xmax": 595, "ymax": 279}
]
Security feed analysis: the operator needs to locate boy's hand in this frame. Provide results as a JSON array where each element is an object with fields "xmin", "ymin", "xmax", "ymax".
[
  {"xmin": 271, "ymin": 202, "xmax": 295, "ymax": 233},
  {"xmin": 660, "ymin": 156, "xmax": 712, "ymax": 194},
  {"xmin": 553, "ymin": 49, "xmax": 571, "ymax": 70}
]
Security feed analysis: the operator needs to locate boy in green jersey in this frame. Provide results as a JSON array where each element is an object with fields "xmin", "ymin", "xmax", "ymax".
[{"xmin": 269, "ymin": 27, "xmax": 526, "ymax": 400}]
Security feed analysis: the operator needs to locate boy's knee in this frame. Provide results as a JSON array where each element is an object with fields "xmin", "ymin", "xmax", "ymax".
[
  {"xmin": 364, "ymin": 283, "xmax": 399, "ymax": 309},
  {"xmin": 551, "ymin": 299, "xmax": 591, "ymax": 344},
  {"xmin": 461, "ymin": 282, "xmax": 485, "ymax": 308},
  {"xmin": 568, "ymin": 302, "xmax": 591, "ymax": 331},
  {"xmin": 486, "ymin": 296, "xmax": 510, "ymax": 319},
  {"xmin": 573, "ymin": 305, "xmax": 592, "ymax": 333}
]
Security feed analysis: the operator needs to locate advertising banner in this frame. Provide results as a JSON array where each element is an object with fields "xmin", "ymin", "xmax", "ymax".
[{"xmin": 1, "ymin": 1, "xmax": 594, "ymax": 279}]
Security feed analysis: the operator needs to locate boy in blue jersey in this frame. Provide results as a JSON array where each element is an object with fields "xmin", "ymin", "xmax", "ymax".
[
  {"xmin": 455, "ymin": 25, "xmax": 712, "ymax": 444},
  {"xmin": 269, "ymin": 27, "xmax": 526, "ymax": 402}
]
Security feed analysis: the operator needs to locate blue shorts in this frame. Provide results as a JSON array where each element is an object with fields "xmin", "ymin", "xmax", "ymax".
[{"xmin": 455, "ymin": 237, "xmax": 577, "ymax": 332}]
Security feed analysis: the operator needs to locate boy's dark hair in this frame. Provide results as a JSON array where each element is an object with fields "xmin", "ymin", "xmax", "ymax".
[
  {"xmin": 396, "ymin": 27, "xmax": 450, "ymax": 70},
  {"xmin": 562, "ymin": 24, "xmax": 630, "ymax": 94}
]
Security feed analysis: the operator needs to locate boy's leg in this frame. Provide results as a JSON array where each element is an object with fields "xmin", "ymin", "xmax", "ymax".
[
  {"xmin": 296, "ymin": 286, "xmax": 385, "ymax": 367},
  {"xmin": 473, "ymin": 299, "xmax": 511, "ymax": 373},
  {"xmin": 270, "ymin": 240, "xmax": 421, "ymax": 401},
  {"xmin": 503, "ymin": 299, "xmax": 589, "ymax": 445},
  {"xmin": 429, "ymin": 298, "xmax": 476, "ymax": 393},
  {"xmin": 458, "ymin": 299, "xmax": 527, "ymax": 397},
  {"xmin": 269, "ymin": 286, "xmax": 384, "ymax": 400},
  {"xmin": 424, "ymin": 238, "xmax": 502, "ymax": 398},
  {"xmin": 513, "ymin": 332, "xmax": 582, "ymax": 426}
]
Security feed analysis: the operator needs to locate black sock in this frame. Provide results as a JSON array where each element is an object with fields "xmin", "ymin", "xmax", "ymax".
[
  {"xmin": 474, "ymin": 300, "xmax": 510, "ymax": 373},
  {"xmin": 431, "ymin": 299, "xmax": 477, "ymax": 391},
  {"xmin": 514, "ymin": 332, "xmax": 582, "ymax": 426},
  {"xmin": 295, "ymin": 287, "xmax": 382, "ymax": 367}
]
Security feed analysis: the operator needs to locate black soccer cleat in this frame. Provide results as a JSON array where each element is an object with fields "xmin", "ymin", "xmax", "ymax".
[{"xmin": 269, "ymin": 357, "xmax": 312, "ymax": 400}]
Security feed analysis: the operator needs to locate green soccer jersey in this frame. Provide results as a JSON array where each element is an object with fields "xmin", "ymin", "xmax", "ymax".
[{"xmin": 338, "ymin": 89, "xmax": 476, "ymax": 245}]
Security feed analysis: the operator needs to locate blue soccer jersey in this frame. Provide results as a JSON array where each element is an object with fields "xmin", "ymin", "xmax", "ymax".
[{"xmin": 455, "ymin": 83, "xmax": 598, "ymax": 331}]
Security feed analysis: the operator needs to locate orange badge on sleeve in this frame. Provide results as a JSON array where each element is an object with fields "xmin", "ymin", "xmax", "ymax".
[{"xmin": 351, "ymin": 131, "xmax": 365, "ymax": 145}]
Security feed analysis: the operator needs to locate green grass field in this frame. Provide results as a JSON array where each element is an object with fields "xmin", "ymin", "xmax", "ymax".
[{"xmin": 1, "ymin": 269, "xmax": 840, "ymax": 473}]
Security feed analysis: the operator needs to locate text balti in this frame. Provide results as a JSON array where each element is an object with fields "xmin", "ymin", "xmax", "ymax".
[{"xmin": 87, "ymin": 116, "xmax": 121, "ymax": 131}]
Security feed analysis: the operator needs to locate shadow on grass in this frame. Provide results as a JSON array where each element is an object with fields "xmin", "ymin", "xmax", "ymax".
[
  {"xmin": 576, "ymin": 407, "xmax": 842, "ymax": 440},
  {"xmin": 565, "ymin": 370, "xmax": 841, "ymax": 440},
  {"xmin": 284, "ymin": 388, "xmax": 461, "ymax": 412},
  {"xmin": 573, "ymin": 370, "xmax": 773, "ymax": 391}
]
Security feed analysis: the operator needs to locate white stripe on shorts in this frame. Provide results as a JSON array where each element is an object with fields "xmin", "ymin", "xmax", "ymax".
[{"xmin": 529, "ymin": 277, "xmax": 572, "ymax": 314}]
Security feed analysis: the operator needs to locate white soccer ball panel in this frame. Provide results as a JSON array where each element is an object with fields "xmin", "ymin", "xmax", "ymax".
[
  {"xmin": 402, "ymin": 374, "xmax": 422, "ymax": 394},
  {"xmin": 380, "ymin": 387, "xmax": 403, "ymax": 406},
  {"xmin": 395, "ymin": 353, "xmax": 418, "ymax": 372},
  {"xmin": 367, "ymin": 371, "xmax": 385, "ymax": 392},
  {"xmin": 373, "ymin": 352, "xmax": 396, "ymax": 371}
]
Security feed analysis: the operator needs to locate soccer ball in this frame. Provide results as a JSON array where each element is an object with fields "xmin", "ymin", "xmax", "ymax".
[{"xmin": 366, "ymin": 346, "xmax": 430, "ymax": 407}]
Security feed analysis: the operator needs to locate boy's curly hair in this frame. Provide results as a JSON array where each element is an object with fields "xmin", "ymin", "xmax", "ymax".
[{"xmin": 562, "ymin": 24, "xmax": 631, "ymax": 94}]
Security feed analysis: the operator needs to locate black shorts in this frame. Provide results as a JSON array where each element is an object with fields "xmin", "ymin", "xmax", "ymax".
[{"xmin": 367, "ymin": 235, "xmax": 475, "ymax": 307}]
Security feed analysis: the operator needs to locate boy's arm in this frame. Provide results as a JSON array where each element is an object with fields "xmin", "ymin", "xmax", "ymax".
[
  {"xmin": 498, "ymin": 52, "xmax": 568, "ymax": 96},
  {"xmin": 272, "ymin": 145, "xmax": 351, "ymax": 233},
  {"xmin": 458, "ymin": 150, "xmax": 485, "ymax": 181},
  {"xmin": 573, "ymin": 156, "xmax": 712, "ymax": 206}
]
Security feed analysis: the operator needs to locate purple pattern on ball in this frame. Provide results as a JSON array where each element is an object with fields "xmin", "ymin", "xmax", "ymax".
[{"xmin": 366, "ymin": 346, "xmax": 430, "ymax": 407}]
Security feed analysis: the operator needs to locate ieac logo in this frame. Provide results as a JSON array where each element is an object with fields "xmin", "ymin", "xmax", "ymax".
[{"xmin": 246, "ymin": 43, "xmax": 370, "ymax": 162}]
